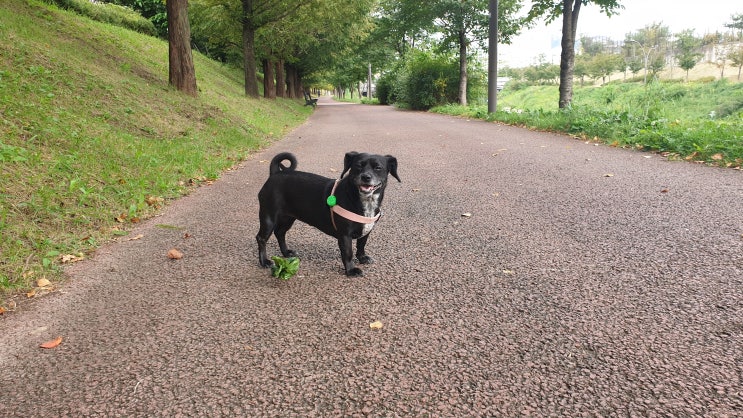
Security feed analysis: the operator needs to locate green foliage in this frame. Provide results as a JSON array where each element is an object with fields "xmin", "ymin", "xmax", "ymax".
[
  {"xmin": 45, "ymin": 0, "xmax": 156, "ymax": 35},
  {"xmin": 376, "ymin": 72, "xmax": 396, "ymax": 105},
  {"xmin": 675, "ymin": 29, "xmax": 703, "ymax": 77},
  {"xmin": 111, "ymin": 0, "xmax": 168, "ymax": 38},
  {"xmin": 385, "ymin": 50, "xmax": 461, "ymax": 110},
  {"xmin": 0, "ymin": 142, "xmax": 29, "ymax": 163},
  {"xmin": 526, "ymin": 0, "xmax": 623, "ymax": 24},
  {"xmin": 270, "ymin": 256, "xmax": 300, "ymax": 280}
]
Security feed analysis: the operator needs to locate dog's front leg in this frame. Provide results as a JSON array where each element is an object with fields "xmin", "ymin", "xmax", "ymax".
[
  {"xmin": 355, "ymin": 234, "xmax": 373, "ymax": 264},
  {"xmin": 338, "ymin": 236, "xmax": 363, "ymax": 277}
]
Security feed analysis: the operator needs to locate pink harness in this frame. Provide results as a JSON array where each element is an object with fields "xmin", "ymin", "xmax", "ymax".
[{"xmin": 327, "ymin": 179, "xmax": 381, "ymax": 231}]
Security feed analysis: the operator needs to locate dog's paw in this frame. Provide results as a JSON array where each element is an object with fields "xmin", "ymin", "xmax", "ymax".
[
  {"xmin": 282, "ymin": 249, "xmax": 298, "ymax": 257},
  {"xmin": 346, "ymin": 267, "xmax": 364, "ymax": 277},
  {"xmin": 259, "ymin": 258, "xmax": 273, "ymax": 268},
  {"xmin": 357, "ymin": 254, "xmax": 374, "ymax": 264}
]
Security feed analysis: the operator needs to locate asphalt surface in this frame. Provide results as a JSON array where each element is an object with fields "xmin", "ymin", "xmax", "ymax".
[{"xmin": 1, "ymin": 96, "xmax": 742, "ymax": 416}]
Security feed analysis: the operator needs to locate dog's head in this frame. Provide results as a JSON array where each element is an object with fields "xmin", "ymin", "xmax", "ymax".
[{"xmin": 341, "ymin": 152, "xmax": 400, "ymax": 196}]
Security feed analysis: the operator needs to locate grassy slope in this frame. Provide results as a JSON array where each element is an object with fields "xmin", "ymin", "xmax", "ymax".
[
  {"xmin": 0, "ymin": 0, "xmax": 312, "ymax": 295},
  {"xmin": 495, "ymin": 81, "xmax": 743, "ymax": 120},
  {"xmin": 435, "ymin": 78, "xmax": 742, "ymax": 166}
]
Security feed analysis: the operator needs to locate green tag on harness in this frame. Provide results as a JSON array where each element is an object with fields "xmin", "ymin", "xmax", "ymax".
[{"xmin": 326, "ymin": 195, "xmax": 337, "ymax": 207}]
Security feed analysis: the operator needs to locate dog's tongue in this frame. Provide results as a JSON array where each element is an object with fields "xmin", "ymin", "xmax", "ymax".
[{"xmin": 360, "ymin": 185, "xmax": 375, "ymax": 193}]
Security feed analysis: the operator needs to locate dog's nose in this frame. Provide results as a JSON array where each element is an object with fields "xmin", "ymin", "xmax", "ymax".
[{"xmin": 361, "ymin": 173, "xmax": 372, "ymax": 183}]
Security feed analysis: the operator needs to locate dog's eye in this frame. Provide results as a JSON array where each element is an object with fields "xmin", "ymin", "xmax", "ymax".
[{"xmin": 373, "ymin": 165, "xmax": 382, "ymax": 171}]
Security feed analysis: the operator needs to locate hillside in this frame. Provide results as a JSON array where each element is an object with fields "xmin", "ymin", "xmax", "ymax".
[{"xmin": 0, "ymin": 0, "xmax": 312, "ymax": 294}]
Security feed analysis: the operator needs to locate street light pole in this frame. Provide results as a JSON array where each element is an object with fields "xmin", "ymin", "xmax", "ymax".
[
  {"xmin": 629, "ymin": 39, "xmax": 655, "ymax": 84},
  {"xmin": 487, "ymin": 0, "xmax": 498, "ymax": 114}
]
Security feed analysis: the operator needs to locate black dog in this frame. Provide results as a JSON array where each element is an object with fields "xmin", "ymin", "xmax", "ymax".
[{"xmin": 256, "ymin": 151, "xmax": 400, "ymax": 277}]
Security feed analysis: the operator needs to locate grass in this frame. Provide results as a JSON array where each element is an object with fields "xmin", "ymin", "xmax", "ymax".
[
  {"xmin": 0, "ymin": 0, "xmax": 313, "ymax": 296},
  {"xmin": 433, "ymin": 79, "xmax": 743, "ymax": 167}
]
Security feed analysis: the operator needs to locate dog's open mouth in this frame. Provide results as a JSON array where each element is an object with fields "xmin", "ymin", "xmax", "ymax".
[{"xmin": 359, "ymin": 183, "xmax": 381, "ymax": 194}]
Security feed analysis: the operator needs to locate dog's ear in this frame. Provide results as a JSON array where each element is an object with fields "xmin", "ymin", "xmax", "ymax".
[
  {"xmin": 341, "ymin": 151, "xmax": 359, "ymax": 178},
  {"xmin": 386, "ymin": 155, "xmax": 401, "ymax": 182}
]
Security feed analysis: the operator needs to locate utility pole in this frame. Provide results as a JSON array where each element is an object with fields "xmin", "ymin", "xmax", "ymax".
[
  {"xmin": 487, "ymin": 0, "xmax": 498, "ymax": 113},
  {"xmin": 367, "ymin": 63, "xmax": 373, "ymax": 99}
]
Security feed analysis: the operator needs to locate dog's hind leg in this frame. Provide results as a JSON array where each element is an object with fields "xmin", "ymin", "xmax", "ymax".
[
  {"xmin": 274, "ymin": 215, "xmax": 297, "ymax": 257},
  {"xmin": 256, "ymin": 211, "xmax": 275, "ymax": 268}
]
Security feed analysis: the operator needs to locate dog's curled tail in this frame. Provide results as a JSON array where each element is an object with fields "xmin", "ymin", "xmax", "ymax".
[{"xmin": 269, "ymin": 152, "xmax": 297, "ymax": 175}]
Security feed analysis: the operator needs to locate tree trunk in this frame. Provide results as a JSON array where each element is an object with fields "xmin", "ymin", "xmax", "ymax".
[
  {"xmin": 241, "ymin": 0, "xmax": 259, "ymax": 97},
  {"xmin": 285, "ymin": 64, "xmax": 297, "ymax": 99},
  {"xmin": 263, "ymin": 59, "xmax": 276, "ymax": 99},
  {"xmin": 558, "ymin": 0, "xmax": 581, "ymax": 109},
  {"xmin": 458, "ymin": 31, "xmax": 468, "ymax": 106},
  {"xmin": 166, "ymin": 0, "xmax": 197, "ymax": 96},
  {"xmin": 275, "ymin": 59, "xmax": 286, "ymax": 98}
]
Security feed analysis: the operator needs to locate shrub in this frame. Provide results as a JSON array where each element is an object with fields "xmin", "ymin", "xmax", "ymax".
[
  {"xmin": 46, "ymin": 0, "xmax": 156, "ymax": 36},
  {"xmin": 393, "ymin": 51, "xmax": 460, "ymax": 110},
  {"xmin": 376, "ymin": 72, "xmax": 395, "ymax": 105}
]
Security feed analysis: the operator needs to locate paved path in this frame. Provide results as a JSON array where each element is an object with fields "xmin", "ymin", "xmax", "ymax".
[{"xmin": 2, "ymin": 96, "xmax": 742, "ymax": 416}]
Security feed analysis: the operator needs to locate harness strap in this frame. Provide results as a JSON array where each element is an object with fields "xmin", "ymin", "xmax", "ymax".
[{"xmin": 328, "ymin": 179, "xmax": 381, "ymax": 230}]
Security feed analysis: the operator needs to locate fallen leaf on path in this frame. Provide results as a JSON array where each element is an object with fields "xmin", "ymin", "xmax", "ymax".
[
  {"xmin": 37, "ymin": 278, "xmax": 51, "ymax": 288},
  {"xmin": 26, "ymin": 289, "xmax": 36, "ymax": 298},
  {"xmin": 370, "ymin": 321, "xmax": 383, "ymax": 330},
  {"xmin": 461, "ymin": 213, "xmax": 472, "ymax": 218},
  {"xmin": 145, "ymin": 195, "xmax": 164, "ymax": 207},
  {"xmin": 40, "ymin": 336, "xmax": 63, "ymax": 349},
  {"xmin": 60, "ymin": 254, "xmax": 84, "ymax": 264},
  {"xmin": 0, "ymin": 306, "xmax": 5, "ymax": 315},
  {"xmin": 127, "ymin": 234, "xmax": 144, "ymax": 241},
  {"xmin": 167, "ymin": 249, "xmax": 183, "ymax": 259},
  {"xmin": 711, "ymin": 153, "xmax": 724, "ymax": 161}
]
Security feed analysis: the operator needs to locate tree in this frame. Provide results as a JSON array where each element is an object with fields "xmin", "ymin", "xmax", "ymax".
[
  {"xmin": 374, "ymin": 0, "xmax": 435, "ymax": 57},
  {"xmin": 285, "ymin": 0, "xmax": 378, "ymax": 98},
  {"xmin": 674, "ymin": 29, "xmax": 702, "ymax": 81},
  {"xmin": 573, "ymin": 54, "xmax": 590, "ymax": 86},
  {"xmin": 725, "ymin": 13, "xmax": 743, "ymax": 40},
  {"xmin": 526, "ymin": 0, "xmax": 622, "ymax": 108},
  {"xmin": 624, "ymin": 23, "xmax": 670, "ymax": 84},
  {"xmin": 729, "ymin": 46, "xmax": 743, "ymax": 81},
  {"xmin": 713, "ymin": 44, "xmax": 730, "ymax": 79},
  {"xmin": 167, "ymin": 0, "xmax": 197, "ymax": 96},
  {"xmin": 113, "ymin": 0, "xmax": 169, "ymax": 37},
  {"xmin": 374, "ymin": 0, "xmax": 522, "ymax": 106},
  {"xmin": 420, "ymin": 0, "xmax": 523, "ymax": 106},
  {"xmin": 588, "ymin": 53, "xmax": 622, "ymax": 84}
]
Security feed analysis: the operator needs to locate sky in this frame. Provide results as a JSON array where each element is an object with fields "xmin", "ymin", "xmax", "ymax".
[{"xmin": 499, "ymin": 0, "xmax": 742, "ymax": 67}]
